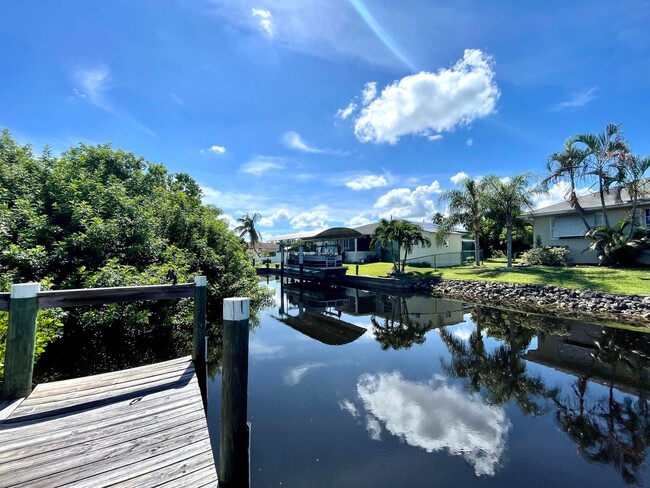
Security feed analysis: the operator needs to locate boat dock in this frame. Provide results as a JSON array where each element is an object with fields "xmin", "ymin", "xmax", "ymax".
[{"xmin": 0, "ymin": 356, "xmax": 217, "ymax": 487}]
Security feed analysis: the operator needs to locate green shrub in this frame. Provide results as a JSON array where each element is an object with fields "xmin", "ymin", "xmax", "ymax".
[
  {"xmin": 408, "ymin": 262, "xmax": 432, "ymax": 268},
  {"xmin": 521, "ymin": 246, "xmax": 569, "ymax": 266},
  {"xmin": 492, "ymin": 249, "xmax": 506, "ymax": 259}
]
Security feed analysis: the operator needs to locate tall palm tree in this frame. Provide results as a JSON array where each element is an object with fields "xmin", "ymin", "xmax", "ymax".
[
  {"xmin": 543, "ymin": 140, "xmax": 591, "ymax": 231},
  {"xmin": 234, "ymin": 212, "xmax": 262, "ymax": 256},
  {"xmin": 437, "ymin": 176, "xmax": 487, "ymax": 266},
  {"xmin": 571, "ymin": 123, "xmax": 630, "ymax": 228},
  {"xmin": 483, "ymin": 173, "xmax": 540, "ymax": 269},
  {"xmin": 395, "ymin": 220, "xmax": 431, "ymax": 272}
]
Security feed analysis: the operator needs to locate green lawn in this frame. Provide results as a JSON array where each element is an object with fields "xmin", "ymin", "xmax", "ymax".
[{"xmin": 353, "ymin": 259, "xmax": 650, "ymax": 295}]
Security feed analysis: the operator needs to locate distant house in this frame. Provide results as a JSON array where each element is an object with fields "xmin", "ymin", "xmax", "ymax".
[
  {"xmin": 273, "ymin": 222, "xmax": 466, "ymax": 268},
  {"xmin": 346, "ymin": 222, "xmax": 465, "ymax": 267},
  {"xmin": 529, "ymin": 186, "xmax": 650, "ymax": 264}
]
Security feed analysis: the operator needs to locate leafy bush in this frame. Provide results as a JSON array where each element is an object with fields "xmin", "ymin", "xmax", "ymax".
[
  {"xmin": 407, "ymin": 261, "xmax": 432, "ymax": 268},
  {"xmin": 521, "ymin": 246, "xmax": 569, "ymax": 266},
  {"xmin": 585, "ymin": 220, "xmax": 649, "ymax": 266}
]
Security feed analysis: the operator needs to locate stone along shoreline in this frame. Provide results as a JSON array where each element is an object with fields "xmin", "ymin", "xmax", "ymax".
[{"xmin": 424, "ymin": 279, "xmax": 650, "ymax": 326}]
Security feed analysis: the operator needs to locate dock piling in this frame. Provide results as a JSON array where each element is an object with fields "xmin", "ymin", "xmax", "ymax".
[
  {"xmin": 2, "ymin": 283, "xmax": 40, "ymax": 400},
  {"xmin": 220, "ymin": 297, "xmax": 251, "ymax": 487},
  {"xmin": 193, "ymin": 276, "xmax": 207, "ymax": 364}
]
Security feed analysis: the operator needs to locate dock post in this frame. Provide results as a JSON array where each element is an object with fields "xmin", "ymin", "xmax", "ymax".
[
  {"xmin": 299, "ymin": 246, "xmax": 304, "ymax": 284},
  {"xmin": 193, "ymin": 276, "xmax": 207, "ymax": 365},
  {"xmin": 220, "ymin": 297, "xmax": 251, "ymax": 487},
  {"xmin": 2, "ymin": 283, "xmax": 40, "ymax": 400}
]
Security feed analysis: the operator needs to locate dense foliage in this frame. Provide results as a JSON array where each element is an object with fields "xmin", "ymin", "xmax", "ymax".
[{"xmin": 0, "ymin": 129, "xmax": 270, "ymax": 381}]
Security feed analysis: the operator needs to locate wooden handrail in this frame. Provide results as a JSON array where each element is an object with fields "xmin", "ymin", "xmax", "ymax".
[
  {"xmin": 0, "ymin": 283, "xmax": 195, "ymax": 311},
  {"xmin": 1, "ymin": 277, "xmax": 207, "ymax": 401}
]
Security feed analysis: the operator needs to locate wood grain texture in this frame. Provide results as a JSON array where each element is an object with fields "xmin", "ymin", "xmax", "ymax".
[{"xmin": 0, "ymin": 357, "xmax": 217, "ymax": 487}]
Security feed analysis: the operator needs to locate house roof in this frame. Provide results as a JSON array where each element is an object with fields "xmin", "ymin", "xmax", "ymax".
[
  {"xmin": 530, "ymin": 183, "xmax": 650, "ymax": 217},
  {"xmin": 353, "ymin": 221, "xmax": 464, "ymax": 236},
  {"xmin": 271, "ymin": 220, "xmax": 464, "ymax": 242}
]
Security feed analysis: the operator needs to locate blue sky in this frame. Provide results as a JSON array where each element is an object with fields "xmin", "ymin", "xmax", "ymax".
[{"xmin": 2, "ymin": 0, "xmax": 649, "ymax": 238}]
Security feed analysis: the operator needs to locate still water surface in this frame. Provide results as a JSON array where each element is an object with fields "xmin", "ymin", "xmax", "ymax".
[{"xmin": 207, "ymin": 280, "xmax": 650, "ymax": 487}]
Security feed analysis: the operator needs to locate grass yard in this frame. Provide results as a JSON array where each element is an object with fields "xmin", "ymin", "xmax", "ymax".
[{"xmin": 354, "ymin": 259, "xmax": 650, "ymax": 295}]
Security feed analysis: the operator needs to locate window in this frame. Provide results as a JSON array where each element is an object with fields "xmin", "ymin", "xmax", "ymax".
[{"xmin": 551, "ymin": 216, "xmax": 586, "ymax": 238}]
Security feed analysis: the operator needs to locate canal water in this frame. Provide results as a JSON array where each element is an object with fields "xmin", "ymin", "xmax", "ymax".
[{"xmin": 207, "ymin": 279, "xmax": 650, "ymax": 487}]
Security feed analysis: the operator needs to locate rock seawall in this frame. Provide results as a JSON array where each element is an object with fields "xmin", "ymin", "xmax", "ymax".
[{"xmin": 424, "ymin": 279, "xmax": 650, "ymax": 326}]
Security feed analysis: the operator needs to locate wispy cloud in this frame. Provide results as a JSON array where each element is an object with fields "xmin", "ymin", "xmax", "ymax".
[
  {"xmin": 466, "ymin": 138, "xmax": 474, "ymax": 146},
  {"xmin": 283, "ymin": 131, "xmax": 325, "ymax": 153},
  {"xmin": 550, "ymin": 87, "xmax": 597, "ymax": 111},
  {"xmin": 336, "ymin": 102, "xmax": 357, "ymax": 120},
  {"xmin": 240, "ymin": 155, "xmax": 285, "ymax": 175},
  {"xmin": 72, "ymin": 66, "xmax": 155, "ymax": 136}
]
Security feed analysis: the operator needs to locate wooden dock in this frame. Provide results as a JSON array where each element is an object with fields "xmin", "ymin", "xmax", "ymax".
[{"xmin": 0, "ymin": 356, "xmax": 218, "ymax": 487}]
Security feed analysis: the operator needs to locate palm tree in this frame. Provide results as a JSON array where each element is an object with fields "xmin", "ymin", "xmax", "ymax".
[
  {"xmin": 234, "ymin": 212, "xmax": 262, "ymax": 256},
  {"xmin": 395, "ymin": 220, "xmax": 431, "ymax": 272},
  {"xmin": 571, "ymin": 123, "xmax": 630, "ymax": 228},
  {"xmin": 483, "ymin": 173, "xmax": 541, "ymax": 269},
  {"xmin": 437, "ymin": 176, "xmax": 486, "ymax": 266},
  {"xmin": 370, "ymin": 219, "xmax": 431, "ymax": 273},
  {"xmin": 370, "ymin": 218, "xmax": 400, "ymax": 274},
  {"xmin": 543, "ymin": 140, "xmax": 591, "ymax": 231},
  {"xmin": 610, "ymin": 154, "xmax": 650, "ymax": 234}
]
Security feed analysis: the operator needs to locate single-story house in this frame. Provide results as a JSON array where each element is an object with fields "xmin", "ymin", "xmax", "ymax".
[
  {"xmin": 272, "ymin": 221, "xmax": 467, "ymax": 268},
  {"xmin": 528, "ymin": 186, "xmax": 650, "ymax": 264}
]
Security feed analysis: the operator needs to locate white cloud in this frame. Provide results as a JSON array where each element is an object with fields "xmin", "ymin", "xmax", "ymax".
[
  {"xmin": 450, "ymin": 171, "xmax": 469, "ymax": 184},
  {"xmin": 284, "ymin": 362, "xmax": 325, "ymax": 386},
  {"xmin": 283, "ymin": 131, "xmax": 324, "ymax": 153},
  {"xmin": 345, "ymin": 174, "xmax": 388, "ymax": 191},
  {"xmin": 466, "ymin": 138, "xmax": 474, "ymax": 146},
  {"xmin": 336, "ymin": 102, "xmax": 357, "ymax": 120},
  {"xmin": 451, "ymin": 324, "xmax": 474, "ymax": 341},
  {"xmin": 339, "ymin": 399, "xmax": 359, "ymax": 418},
  {"xmin": 200, "ymin": 145, "xmax": 226, "ymax": 155},
  {"xmin": 550, "ymin": 86, "xmax": 597, "ymax": 111},
  {"xmin": 218, "ymin": 213, "xmax": 238, "ymax": 229},
  {"xmin": 346, "ymin": 214, "xmax": 374, "ymax": 227},
  {"xmin": 534, "ymin": 181, "xmax": 590, "ymax": 209},
  {"xmin": 252, "ymin": 8, "xmax": 274, "ymax": 37},
  {"xmin": 362, "ymin": 82, "xmax": 377, "ymax": 105},
  {"xmin": 353, "ymin": 372, "xmax": 510, "ymax": 476},
  {"xmin": 240, "ymin": 156, "xmax": 285, "ymax": 175},
  {"xmin": 259, "ymin": 208, "xmax": 290, "ymax": 227},
  {"xmin": 354, "ymin": 49, "xmax": 499, "ymax": 144},
  {"xmin": 374, "ymin": 181, "xmax": 441, "ymax": 219},
  {"xmin": 428, "ymin": 134, "xmax": 443, "ymax": 141},
  {"xmin": 290, "ymin": 210, "xmax": 329, "ymax": 229}
]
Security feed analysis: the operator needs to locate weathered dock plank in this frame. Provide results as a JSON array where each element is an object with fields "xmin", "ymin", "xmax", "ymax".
[{"xmin": 0, "ymin": 356, "xmax": 217, "ymax": 487}]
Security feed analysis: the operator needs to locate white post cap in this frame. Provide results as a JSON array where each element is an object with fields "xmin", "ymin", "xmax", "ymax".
[
  {"xmin": 195, "ymin": 276, "xmax": 207, "ymax": 287},
  {"xmin": 10, "ymin": 283, "xmax": 40, "ymax": 298},
  {"xmin": 223, "ymin": 297, "xmax": 250, "ymax": 321}
]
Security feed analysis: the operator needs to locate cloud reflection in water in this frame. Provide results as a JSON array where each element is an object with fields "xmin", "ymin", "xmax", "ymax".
[{"xmin": 344, "ymin": 372, "xmax": 510, "ymax": 476}]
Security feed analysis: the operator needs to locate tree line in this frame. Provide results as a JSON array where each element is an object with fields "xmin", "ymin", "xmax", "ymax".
[{"xmin": 0, "ymin": 129, "xmax": 270, "ymax": 381}]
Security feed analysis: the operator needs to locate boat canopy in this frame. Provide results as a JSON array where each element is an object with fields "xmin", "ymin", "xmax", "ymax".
[{"xmin": 272, "ymin": 227, "xmax": 364, "ymax": 242}]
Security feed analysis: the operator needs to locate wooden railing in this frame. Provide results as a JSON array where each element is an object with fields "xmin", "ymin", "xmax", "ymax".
[{"xmin": 1, "ymin": 276, "xmax": 207, "ymax": 401}]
